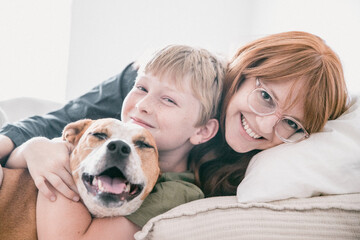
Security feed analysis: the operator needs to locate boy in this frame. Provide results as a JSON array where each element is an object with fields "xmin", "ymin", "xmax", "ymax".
[{"xmin": 1, "ymin": 45, "xmax": 225, "ymax": 239}]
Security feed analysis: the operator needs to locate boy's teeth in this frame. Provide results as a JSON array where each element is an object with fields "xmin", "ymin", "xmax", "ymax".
[{"xmin": 241, "ymin": 115, "xmax": 261, "ymax": 139}]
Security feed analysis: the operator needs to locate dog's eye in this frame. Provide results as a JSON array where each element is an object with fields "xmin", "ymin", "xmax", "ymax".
[
  {"xmin": 90, "ymin": 132, "xmax": 108, "ymax": 140},
  {"xmin": 135, "ymin": 140, "xmax": 153, "ymax": 149}
]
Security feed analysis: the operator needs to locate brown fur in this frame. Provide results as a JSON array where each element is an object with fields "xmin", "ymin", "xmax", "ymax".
[
  {"xmin": 133, "ymin": 129, "xmax": 159, "ymax": 200},
  {"xmin": 0, "ymin": 168, "xmax": 37, "ymax": 240}
]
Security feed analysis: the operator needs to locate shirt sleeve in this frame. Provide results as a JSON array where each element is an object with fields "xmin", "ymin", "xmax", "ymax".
[
  {"xmin": 0, "ymin": 62, "xmax": 138, "ymax": 148},
  {"xmin": 126, "ymin": 174, "xmax": 204, "ymax": 227}
]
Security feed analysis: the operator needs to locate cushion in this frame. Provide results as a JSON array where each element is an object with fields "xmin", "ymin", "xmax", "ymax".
[
  {"xmin": 0, "ymin": 97, "xmax": 62, "ymax": 123},
  {"xmin": 135, "ymin": 193, "xmax": 360, "ymax": 240},
  {"xmin": 237, "ymin": 95, "xmax": 360, "ymax": 203}
]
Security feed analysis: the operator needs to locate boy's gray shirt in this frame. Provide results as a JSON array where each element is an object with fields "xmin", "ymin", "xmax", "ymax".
[{"xmin": 0, "ymin": 62, "xmax": 137, "ymax": 150}]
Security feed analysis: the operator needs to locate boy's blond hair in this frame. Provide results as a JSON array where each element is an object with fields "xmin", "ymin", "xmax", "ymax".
[{"xmin": 137, "ymin": 45, "xmax": 226, "ymax": 126}]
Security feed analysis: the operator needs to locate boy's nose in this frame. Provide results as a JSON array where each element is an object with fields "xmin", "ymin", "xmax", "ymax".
[
  {"xmin": 135, "ymin": 95, "xmax": 153, "ymax": 114},
  {"xmin": 255, "ymin": 114, "xmax": 279, "ymax": 134}
]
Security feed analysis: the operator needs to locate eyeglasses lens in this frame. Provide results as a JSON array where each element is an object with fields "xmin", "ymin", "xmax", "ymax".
[{"xmin": 248, "ymin": 89, "xmax": 276, "ymax": 115}]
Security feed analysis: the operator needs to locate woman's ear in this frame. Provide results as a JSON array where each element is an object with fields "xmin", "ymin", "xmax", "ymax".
[{"xmin": 190, "ymin": 119, "xmax": 219, "ymax": 145}]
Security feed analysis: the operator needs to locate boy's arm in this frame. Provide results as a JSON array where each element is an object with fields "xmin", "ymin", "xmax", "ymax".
[
  {"xmin": 0, "ymin": 135, "xmax": 14, "ymax": 187},
  {"xmin": 37, "ymin": 188, "xmax": 140, "ymax": 240},
  {"xmin": 0, "ymin": 165, "xmax": 2, "ymax": 186},
  {"xmin": 0, "ymin": 135, "xmax": 15, "ymax": 164},
  {"xmin": 0, "ymin": 62, "xmax": 137, "ymax": 152},
  {"xmin": 0, "ymin": 63, "xmax": 136, "ymax": 200}
]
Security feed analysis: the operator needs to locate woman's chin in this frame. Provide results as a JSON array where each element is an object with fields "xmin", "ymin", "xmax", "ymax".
[
  {"xmin": 226, "ymin": 130, "xmax": 261, "ymax": 153},
  {"xmin": 226, "ymin": 137, "xmax": 255, "ymax": 153}
]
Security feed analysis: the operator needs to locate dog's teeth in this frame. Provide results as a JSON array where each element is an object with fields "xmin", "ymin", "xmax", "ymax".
[
  {"xmin": 125, "ymin": 183, "xmax": 131, "ymax": 192},
  {"xmin": 98, "ymin": 179, "xmax": 104, "ymax": 191},
  {"xmin": 92, "ymin": 176, "xmax": 98, "ymax": 186}
]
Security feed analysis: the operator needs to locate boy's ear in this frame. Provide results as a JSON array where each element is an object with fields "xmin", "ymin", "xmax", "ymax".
[{"xmin": 190, "ymin": 119, "xmax": 219, "ymax": 145}]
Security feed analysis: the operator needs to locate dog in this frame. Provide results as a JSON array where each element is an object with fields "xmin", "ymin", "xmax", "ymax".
[
  {"xmin": 0, "ymin": 118, "xmax": 160, "ymax": 239},
  {"xmin": 64, "ymin": 118, "xmax": 160, "ymax": 217}
]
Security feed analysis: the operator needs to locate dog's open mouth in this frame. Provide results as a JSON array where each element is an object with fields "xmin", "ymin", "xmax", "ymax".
[{"xmin": 82, "ymin": 167, "xmax": 143, "ymax": 202}]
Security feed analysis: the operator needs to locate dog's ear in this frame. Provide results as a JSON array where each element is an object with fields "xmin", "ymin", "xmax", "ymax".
[{"xmin": 62, "ymin": 119, "xmax": 93, "ymax": 146}]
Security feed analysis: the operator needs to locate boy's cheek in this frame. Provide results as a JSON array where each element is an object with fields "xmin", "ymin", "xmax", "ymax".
[
  {"xmin": 121, "ymin": 95, "xmax": 136, "ymax": 121},
  {"xmin": 120, "ymin": 104, "xmax": 130, "ymax": 121}
]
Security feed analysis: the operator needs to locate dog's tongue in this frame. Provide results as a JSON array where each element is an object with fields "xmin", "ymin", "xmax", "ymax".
[{"xmin": 96, "ymin": 175, "xmax": 127, "ymax": 194}]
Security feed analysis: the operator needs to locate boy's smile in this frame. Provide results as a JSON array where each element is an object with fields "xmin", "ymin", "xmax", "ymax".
[{"xmin": 130, "ymin": 116, "xmax": 154, "ymax": 128}]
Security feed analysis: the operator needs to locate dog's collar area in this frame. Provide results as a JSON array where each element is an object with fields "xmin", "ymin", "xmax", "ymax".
[{"xmin": 82, "ymin": 167, "xmax": 143, "ymax": 204}]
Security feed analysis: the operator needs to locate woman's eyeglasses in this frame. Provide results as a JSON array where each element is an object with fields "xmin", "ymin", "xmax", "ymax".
[{"xmin": 247, "ymin": 78, "xmax": 309, "ymax": 143}]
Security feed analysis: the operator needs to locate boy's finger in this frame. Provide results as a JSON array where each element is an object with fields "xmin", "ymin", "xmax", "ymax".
[
  {"xmin": 34, "ymin": 176, "xmax": 57, "ymax": 201},
  {"xmin": 65, "ymin": 141, "xmax": 75, "ymax": 153},
  {"xmin": 59, "ymin": 168, "xmax": 79, "ymax": 194},
  {"xmin": 46, "ymin": 174, "xmax": 80, "ymax": 202}
]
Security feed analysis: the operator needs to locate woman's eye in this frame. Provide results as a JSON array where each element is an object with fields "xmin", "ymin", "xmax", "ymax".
[
  {"xmin": 284, "ymin": 119, "xmax": 299, "ymax": 130},
  {"xmin": 135, "ymin": 140, "xmax": 153, "ymax": 149},
  {"xmin": 260, "ymin": 90, "xmax": 272, "ymax": 101},
  {"xmin": 259, "ymin": 90, "xmax": 275, "ymax": 108},
  {"xmin": 90, "ymin": 132, "xmax": 108, "ymax": 140}
]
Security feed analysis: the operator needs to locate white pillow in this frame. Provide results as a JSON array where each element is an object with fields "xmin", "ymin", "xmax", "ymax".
[{"xmin": 237, "ymin": 95, "xmax": 360, "ymax": 203}]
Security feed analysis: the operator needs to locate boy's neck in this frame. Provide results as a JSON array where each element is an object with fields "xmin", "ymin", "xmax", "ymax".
[{"xmin": 158, "ymin": 149, "xmax": 190, "ymax": 173}]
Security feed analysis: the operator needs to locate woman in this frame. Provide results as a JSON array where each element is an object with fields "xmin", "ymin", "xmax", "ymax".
[{"xmin": 190, "ymin": 31, "xmax": 348, "ymax": 197}]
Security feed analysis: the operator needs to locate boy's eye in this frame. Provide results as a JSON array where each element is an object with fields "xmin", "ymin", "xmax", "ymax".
[
  {"xmin": 90, "ymin": 132, "xmax": 108, "ymax": 140},
  {"xmin": 135, "ymin": 140, "xmax": 154, "ymax": 149},
  {"xmin": 135, "ymin": 85, "xmax": 147, "ymax": 92},
  {"xmin": 163, "ymin": 97, "xmax": 177, "ymax": 105}
]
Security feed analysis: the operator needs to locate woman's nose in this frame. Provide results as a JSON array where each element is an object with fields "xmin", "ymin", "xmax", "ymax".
[
  {"xmin": 135, "ymin": 95, "xmax": 154, "ymax": 114},
  {"xmin": 256, "ymin": 114, "xmax": 279, "ymax": 134}
]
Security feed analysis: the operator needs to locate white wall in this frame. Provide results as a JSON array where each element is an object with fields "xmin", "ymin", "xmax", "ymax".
[
  {"xmin": 65, "ymin": 0, "xmax": 254, "ymax": 100},
  {"xmin": 0, "ymin": 0, "xmax": 72, "ymax": 102},
  {"xmin": 1, "ymin": 0, "xmax": 359, "ymax": 103},
  {"xmin": 66, "ymin": 0, "xmax": 360, "ymax": 99}
]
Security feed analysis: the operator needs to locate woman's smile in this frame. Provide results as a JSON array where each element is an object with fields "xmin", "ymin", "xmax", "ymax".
[{"xmin": 241, "ymin": 114, "xmax": 262, "ymax": 139}]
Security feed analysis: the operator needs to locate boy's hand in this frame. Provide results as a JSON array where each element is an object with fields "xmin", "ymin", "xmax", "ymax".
[{"xmin": 7, "ymin": 137, "xmax": 80, "ymax": 202}]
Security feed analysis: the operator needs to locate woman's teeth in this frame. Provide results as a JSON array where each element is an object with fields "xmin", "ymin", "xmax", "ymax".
[{"xmin": 241, "ymin": 115, "xmax": 261, "ymax": 139}]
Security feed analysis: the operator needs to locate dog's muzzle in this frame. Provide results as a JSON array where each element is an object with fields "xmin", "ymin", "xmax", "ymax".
[{"xmin": 81, "ymin": 140, "xmax": 144, "ymax": 206}]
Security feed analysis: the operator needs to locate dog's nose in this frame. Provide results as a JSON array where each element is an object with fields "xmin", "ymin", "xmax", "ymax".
[{"xmin": 107, "ymin": 140, "xmax": 131, "ymax": 157}]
